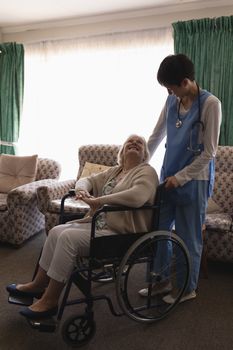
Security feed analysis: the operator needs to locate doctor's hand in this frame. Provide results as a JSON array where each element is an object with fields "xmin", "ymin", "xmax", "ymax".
[{"xmin": 164, "ymin": 176, "xmax": 179, "ymax": 190}]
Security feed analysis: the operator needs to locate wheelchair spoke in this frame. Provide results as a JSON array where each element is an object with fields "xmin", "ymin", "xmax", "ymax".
[{"xmin": 116, "ymin": 231, "xmax": 190, "ymax": 323}]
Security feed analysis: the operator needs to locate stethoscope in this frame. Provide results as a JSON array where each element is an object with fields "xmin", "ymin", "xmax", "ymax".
[{"xmin": 175, "ymin": 84, "xmax": 204, "ymax": 155}]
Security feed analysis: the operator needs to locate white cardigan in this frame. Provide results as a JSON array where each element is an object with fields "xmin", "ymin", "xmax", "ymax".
[{"xmin": 75, "ymin": 163, "xmax": 159, "ymax": 233}]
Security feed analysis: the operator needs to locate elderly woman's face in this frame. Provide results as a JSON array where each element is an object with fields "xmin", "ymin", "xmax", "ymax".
[{"xmin": 123, "ymin": 135, "xmax": 145, "ymax": 161}]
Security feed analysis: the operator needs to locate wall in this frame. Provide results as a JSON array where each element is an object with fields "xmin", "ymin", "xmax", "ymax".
[{"xmin": 2, "ymin": 4, "xmax": 233, "ymax": 44}]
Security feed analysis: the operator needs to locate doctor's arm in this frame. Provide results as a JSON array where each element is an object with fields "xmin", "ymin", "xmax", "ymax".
[
  {"xmin": 147, "ymin": 105, "xmax": 167, "ymax": 158},
  {"xmin": 175, "ymin": 98, "xmax": 222, "ymax": 186}
]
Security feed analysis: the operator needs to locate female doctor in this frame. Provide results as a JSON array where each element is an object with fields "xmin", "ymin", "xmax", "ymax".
[{"xmin": 139, "ymin": 54, "xmax": 222, "ymax": 302}]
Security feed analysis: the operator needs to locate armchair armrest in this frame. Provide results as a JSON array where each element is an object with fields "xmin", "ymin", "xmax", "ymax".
[
  {"xmin": 91, "ymin": 203, "xmax": 158, "ymax": 231},
  {"xmin": 37, "ymin": 179, "xmax": 76, "ymax": 214},
  {"xmin": 7, "ymin": 179, "xmax": 58, "ymax": 209}
]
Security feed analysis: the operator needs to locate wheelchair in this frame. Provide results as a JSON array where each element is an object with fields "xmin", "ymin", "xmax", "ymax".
[{"xmin": 8, "ymin": 184, "xmax": 191, "ymax": 348}]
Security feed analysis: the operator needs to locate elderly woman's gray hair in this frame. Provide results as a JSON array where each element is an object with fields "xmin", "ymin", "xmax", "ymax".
[{"xmin": 117, "ymin": 135, "xmax": 150, "ymax": 166}]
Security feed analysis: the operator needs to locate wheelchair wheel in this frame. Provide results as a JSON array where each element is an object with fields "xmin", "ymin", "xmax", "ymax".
[
  {"xmin": 116, "ymin": 230, "xmax": 191, "ymax": 323},
  {"xmin": 62, "ymin": 313, "xmax": 96, "ymax": 347}
]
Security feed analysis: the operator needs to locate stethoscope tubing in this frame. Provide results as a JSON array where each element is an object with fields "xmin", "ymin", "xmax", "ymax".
[
  {"xmin": 176, "ymin": 83, "xmax": 204, "ymax": 155},
  {"xmin": 176, "ymin": 83, "xmax": 203, "ymax": 130}
]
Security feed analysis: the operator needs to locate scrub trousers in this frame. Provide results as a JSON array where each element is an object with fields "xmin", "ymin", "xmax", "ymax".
[{"xmin": 154, "ymin": 180, "xmax": 209, "ymax": 293}]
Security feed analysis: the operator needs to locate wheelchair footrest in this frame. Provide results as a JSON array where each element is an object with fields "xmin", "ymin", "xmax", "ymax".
[
  {"xmin": 27, "ymin": 317, "xmax": 57, "ymax": 333},
  {"xmin": 8, "ymin": 294, "xmax": 33, "ymax": 306}
]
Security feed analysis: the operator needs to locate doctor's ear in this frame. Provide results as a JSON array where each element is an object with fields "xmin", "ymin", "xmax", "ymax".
[{"xmin": 181, "ymin": 78, "xmax": 190, "ymax": 87}]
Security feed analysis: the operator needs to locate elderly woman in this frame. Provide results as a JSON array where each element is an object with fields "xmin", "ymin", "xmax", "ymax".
[{"xmin": 7, "ymin": 134, "xmax": 158, "ymax": 319}]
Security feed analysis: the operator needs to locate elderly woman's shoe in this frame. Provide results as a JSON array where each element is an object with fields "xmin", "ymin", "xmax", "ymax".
[
  {"xmin": 6, "ymin": 284, "xmax": 44, "ymax": 299},
  {"xmin": 19, "ymin": 306, "xmax": 58, "ymax": 319}
]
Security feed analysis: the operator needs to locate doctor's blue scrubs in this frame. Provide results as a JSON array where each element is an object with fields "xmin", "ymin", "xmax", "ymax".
[{"xmin": 157, "ymin": 90, "xmax": 214, "ymax": 292}]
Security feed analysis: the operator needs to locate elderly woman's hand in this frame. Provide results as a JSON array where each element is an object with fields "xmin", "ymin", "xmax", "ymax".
[
  {"xmin": 75, "ymin": 190, "xmax": 92, "ymax": 200},
  {"xmin": 80, "ymin": 195, "xmax": 102, "ymax": 215},
  {"xmin": 82, "ymin": 197, "xmax": 102, "ymax": 213}
]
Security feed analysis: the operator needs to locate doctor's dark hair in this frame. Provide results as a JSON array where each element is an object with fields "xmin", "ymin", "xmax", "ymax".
[{"xmin": 157, "ymin": 54, "xmax": 195, "ymax": 86}]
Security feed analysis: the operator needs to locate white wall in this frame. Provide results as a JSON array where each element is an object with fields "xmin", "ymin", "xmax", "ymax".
[{"xmin": 2, "ymin": 4, "xmax": 233, "ymax": 43}]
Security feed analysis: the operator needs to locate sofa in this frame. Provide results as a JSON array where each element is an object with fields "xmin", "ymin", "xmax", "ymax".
[
  {"xmin": 0, "ymin": 156, "xmax": 61, "ymax": 246},
  {"xmin": 205, "ymin": 146, "xmax": 233, "ymax": 263}
]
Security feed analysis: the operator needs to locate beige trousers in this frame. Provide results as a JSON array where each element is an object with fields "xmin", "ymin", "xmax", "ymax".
[{"xmin": 39, "ymin": 222, "xmax": 115, "ymax": 283}]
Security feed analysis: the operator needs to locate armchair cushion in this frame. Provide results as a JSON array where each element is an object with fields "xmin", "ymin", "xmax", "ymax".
[
  {"xmin": 80, "ymin": 162, "xmax": 111, "ymax": 178},
  {"xmin": 0, "ymin": 154, "xmax": 38, "ymax": 193}
]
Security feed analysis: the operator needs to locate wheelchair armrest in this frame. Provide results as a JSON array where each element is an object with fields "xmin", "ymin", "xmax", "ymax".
[
  {"xmin": 90, "ymin": 203, "xmax": 158, "ymax": 237},
  {"xmin": 59, "ymin": 189, "xmax": 87, "ymax": 224},
  {"xmin": 88, "ymin": 204, "xmax": 158, "ymax": 260},
  {"xmin": 93, "ymin": 203, "xmax": 158, "ymax": 216},
  {"xmin": 60, "ymin": 189, "xmax": 76, "ymax": 214},
  {"xmin": 91, "ymin": 182, "xmax": 165, "ymax": 219},
  {"xmin": 59, "ymin": 188, "xmax": 89, "ymax": 224}
]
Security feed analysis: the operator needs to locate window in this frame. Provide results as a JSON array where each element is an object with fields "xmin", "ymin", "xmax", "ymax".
[{"xmin": 18, "ymin": 28, "xmax": 173, "ymax": 179}]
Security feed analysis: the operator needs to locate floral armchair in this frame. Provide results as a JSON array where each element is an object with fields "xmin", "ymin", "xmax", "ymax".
[
  {"xmin": 205, "ymin": 146, "xmax": 233, "ymax": 263},
  {"xmin": 0, "ymin": 157, "xmax": 61, "ymax": 246},
  {"xmin": 37, "ymin": 144, "xmax": 121, "ymax": 234}
]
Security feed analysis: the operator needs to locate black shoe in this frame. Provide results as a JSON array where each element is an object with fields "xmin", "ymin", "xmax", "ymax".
[
  {"xmin": 19, "ymin": 306, "xmax": 58, "ymax": 319},
  {"xmin": 6, "ymin": 284, "xmax": 44, "ymax": 299}
]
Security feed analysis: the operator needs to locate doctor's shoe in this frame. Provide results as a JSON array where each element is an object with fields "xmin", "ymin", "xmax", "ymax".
[
  {"xmin": 163, "ymin": 290, "xmax": 197, "ymax": 304},
  {"xmin": 138, "ymin": 280, "xmax": 172, "ymax": 297}
]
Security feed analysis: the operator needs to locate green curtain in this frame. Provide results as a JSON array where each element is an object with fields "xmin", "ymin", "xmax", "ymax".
[
  {"xmin": 173, "ymin": 16, "xmax": 233, "ymax": 145},
  {"xmin": 0, "ymin": 42, "xmax": 24, "ymax": 154}
]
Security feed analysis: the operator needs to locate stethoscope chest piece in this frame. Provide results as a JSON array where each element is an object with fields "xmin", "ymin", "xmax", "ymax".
[{"xmin": 175, "ymin": 119, "xmax": 182, "ymax": 128}]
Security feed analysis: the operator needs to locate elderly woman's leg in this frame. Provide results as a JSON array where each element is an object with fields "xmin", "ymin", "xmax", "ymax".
[
  {"xmin": 21, "ymin": 223, "xmax": 93, "ymax": 314},
  {"xmin": 27, "ymin": 278, "xmax": 65, "ymax": 312},
  {"xmin": 14, "ymin": 224, "xmax": 70, "ymax": 294},
  {"xmin": 16, "ymin": 267, "xmax": 49, "ymax": 294}
]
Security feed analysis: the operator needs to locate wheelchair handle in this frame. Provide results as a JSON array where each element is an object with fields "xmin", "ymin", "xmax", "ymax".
[
  {"xmin": 68, "ymin": 188, "xmax": 76, "ymax": 196},
  {"xmin": 59, "ymin": 189, "xmax": 76, "ymax": 224}
]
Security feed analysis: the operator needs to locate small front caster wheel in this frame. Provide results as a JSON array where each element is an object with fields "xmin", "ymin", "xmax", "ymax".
[{"xmin": 62, "ymin": 314, "xmax": 96, "ymax": 347}]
